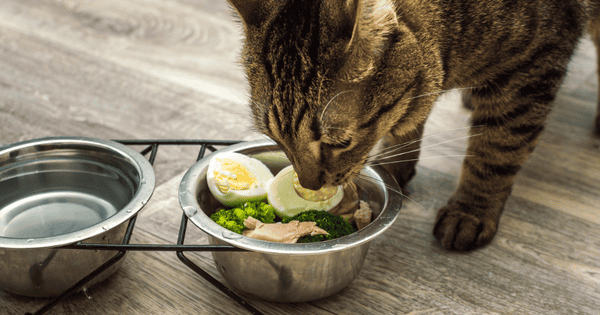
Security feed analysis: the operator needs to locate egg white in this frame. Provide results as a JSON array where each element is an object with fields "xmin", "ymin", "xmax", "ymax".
[
  {"xmin": 206, "ymin": 152, "xmax": 274, "ymax": 207},
  {"xmin": 266, "ymin": 165, "xmax": 344, "ymax": 218}
]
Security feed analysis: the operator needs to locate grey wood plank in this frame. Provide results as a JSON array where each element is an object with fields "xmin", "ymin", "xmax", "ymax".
[
  {"xmin": 1, "ymin": 0, "xmax": 599, "ymax": 314},
  {"xmin": 0, "ymin": 19, "xmax": 254, "ymax": 186}
]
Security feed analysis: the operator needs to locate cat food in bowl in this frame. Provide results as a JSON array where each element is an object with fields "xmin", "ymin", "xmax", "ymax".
[
  {"xmin": 178, "ymin": 139, "xmax": 402, "ymax": 302},
  {"xmin": 0, "ymin": 137, "xmax": 155, "ymax": 297}
]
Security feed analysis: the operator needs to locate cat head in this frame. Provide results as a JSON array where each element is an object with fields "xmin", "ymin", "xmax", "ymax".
[{"xmin": 228, "ymin": 0, "xmax": 438, "ymax": 189}]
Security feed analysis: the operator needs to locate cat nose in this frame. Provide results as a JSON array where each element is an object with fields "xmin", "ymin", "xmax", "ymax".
[
  {"xmin": 295, "ymin": 166, "xmax": 323, "ymax": 191},
  {"xmin": 297, "ymin": 176, "xmax": 323, "ymax": 191}
]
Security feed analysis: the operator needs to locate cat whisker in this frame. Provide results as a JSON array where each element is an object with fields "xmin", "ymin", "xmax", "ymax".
[
  {"xmin": 348, "ymin": 178, "xmax": 361, "ymax": 199},
  {"xmin": 368, "ymin": 125, "xmax": 481, "ymax": 160},
  {"xmin": 355, "ymin": 173, "xmax": 427, "ymax": 212},
  {"xmin": 355, "ymin": 173, "xmax": 404, "ymax": 197},
  {"xmin": 365, "ymin": 154, "xmax": 474, "ymax": 167},
  {"xmin": 406, "ymin": 86, "xmax": 478, "ymax": 101},
  {"xmin": 256, "ymin": 133, "xmax": 276, "ymax": 143},
  {"xmin": 252, "ymin": 133, "xmax": 289, "ymax": 159},
  {"xmin": 370, "ymin": 133, "xmax": 482, "ymax": 161},
  {"xmin": 350, "ymin": 174, "xmax": 370, "ymax": 197},
  {"xmin": 319, "ymin": 90, "xmax": 355, "ymax": 126},
  {"xmin": 419, "ymin": 147, "xmax": 473, "ymax": 151}
]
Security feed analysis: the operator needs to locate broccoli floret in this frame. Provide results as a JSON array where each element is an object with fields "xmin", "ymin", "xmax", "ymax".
[
  {"xmin": 210, "ymin": 201, "xmax": 276, "ymax": 234},
  {"xmin": 282, "ymin": 210, "xmax": 357, "ymax": 243}
]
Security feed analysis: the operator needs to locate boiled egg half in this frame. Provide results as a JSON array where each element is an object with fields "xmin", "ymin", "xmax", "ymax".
[
  {"xmin": 266, "ymin": 165, "xmax": 344, "ymax": 218},
  {"xmin": 207, "ymin": 152, "xmax": 274, "ymax": 207}
]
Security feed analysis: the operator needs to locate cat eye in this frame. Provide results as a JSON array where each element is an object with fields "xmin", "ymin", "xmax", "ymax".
[{"xmin": 324, "ymin": 139, "xmax": 352, "ymax": 150}]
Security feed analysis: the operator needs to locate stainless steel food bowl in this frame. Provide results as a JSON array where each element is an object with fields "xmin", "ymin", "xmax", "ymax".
[
  {"xmin": 178, "ymin": 139, "xmax": 402, "ymax": 302},
  {"xmin": 0, "ymin": 137, "xmax": 155, "ymax": 297}
]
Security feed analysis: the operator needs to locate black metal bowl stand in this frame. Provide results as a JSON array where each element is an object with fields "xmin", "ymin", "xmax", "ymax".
[{"xmin": 24, "ymin": 139, "xmax": 264, "ymax": 315}]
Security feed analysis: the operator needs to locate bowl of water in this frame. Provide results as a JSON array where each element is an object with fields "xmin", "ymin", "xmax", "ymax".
[{"xmin": 0, "ymin": 137, "xmax": 155, "ymax": 297}]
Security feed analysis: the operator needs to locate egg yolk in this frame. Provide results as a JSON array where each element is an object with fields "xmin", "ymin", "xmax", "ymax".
[
  {"xmin": 213, "ymin": 158, "xmax": 259, "ymax": 193},
  {"xmin": 292, "ymin": 171, "xmax": 337, "ymax": 202}
]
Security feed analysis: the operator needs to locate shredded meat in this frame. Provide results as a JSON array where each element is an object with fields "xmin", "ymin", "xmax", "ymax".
[
  {"xmin": 327, "ymin": 181, "xmax": 360, "ymax": 216},
  {"xmin": 354, "ymin": 200, "xmax": 373, "ymax": 230},
  {"xmin": 242, "ymin": 216, "xmax": 328, "ymax": 243},
  {"xmin": 327, "ymin": 182, "xmax": 372, "ymax": 230}
]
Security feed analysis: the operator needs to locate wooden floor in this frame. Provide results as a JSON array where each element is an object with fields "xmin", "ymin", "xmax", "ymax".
[{"xmin": 1, "ymin": 1, "xmax": 599, "ymax": 314}]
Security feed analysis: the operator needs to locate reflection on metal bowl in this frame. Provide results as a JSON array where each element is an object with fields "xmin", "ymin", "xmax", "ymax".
[
  {"xmin": 0, "ymin": 137, "xmax": 155, "ymax": 297},
  {"xmin": 178, "ymin": 139, "xmax": 402, "ymax": 302}
]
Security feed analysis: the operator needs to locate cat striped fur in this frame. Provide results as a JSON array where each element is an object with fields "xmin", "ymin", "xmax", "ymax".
[{"xmin": 227, "ymin": 0, "xmax": 600, "ymax": 250}]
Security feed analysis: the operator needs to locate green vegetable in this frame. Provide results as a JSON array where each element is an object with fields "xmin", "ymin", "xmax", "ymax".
[
  {"xmin": 210, "ymin": 201, "xmax": 276, "ymax": 234},
  {"xmin": 282, "ymin": 210, "xmax": 357, "ymax": 243}
]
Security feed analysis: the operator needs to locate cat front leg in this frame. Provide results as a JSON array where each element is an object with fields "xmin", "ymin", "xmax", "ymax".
[
  {"xmin": 433, "ymin": 108, "xmax": 548, "ymax": 250},
  {"xmin": 433, "ymin": 63, "xmax": 567, "ymax": 250},
  {"xmin": 377, "ymin": 122, "xmax": 426, "ymax": 189}
]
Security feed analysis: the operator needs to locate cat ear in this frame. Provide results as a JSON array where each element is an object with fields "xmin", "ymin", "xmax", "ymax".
[
  {"xmin": 345, "ymin": 0, "xmax": 362, "ymax": 51},
  {"xmin": 227, "ymin": 0, "xmax": 269, "ymax": 28},
  {"xmin": 346, "ymin": 0, "xmax": 399, "ymax": 51},
  {"xmin": 340, "ymin": 0, "xmax": 399, "ymax": 81},
  {"xmin": 321, "ymin": 0, "xmax": 362, "ymax": 44}
]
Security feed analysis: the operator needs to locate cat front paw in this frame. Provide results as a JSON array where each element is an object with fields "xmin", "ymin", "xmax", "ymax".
[{"xmin": 433, "ymin": 201, "xmax": 499, "ymax": 251}]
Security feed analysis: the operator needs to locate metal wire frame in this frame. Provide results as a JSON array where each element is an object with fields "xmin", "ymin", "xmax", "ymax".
[{"xmin": 25, "ymin": 139, "xmax": 265, "ymax": 315}]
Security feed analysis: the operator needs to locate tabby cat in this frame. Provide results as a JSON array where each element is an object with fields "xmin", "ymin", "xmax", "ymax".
[{"xmin": 226, "ymin": 0, "xmax": 600, "ymax": 250}]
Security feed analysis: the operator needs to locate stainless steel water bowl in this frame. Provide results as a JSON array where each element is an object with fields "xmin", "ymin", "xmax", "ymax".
[
  {"xmin": 178, "ymin": 140, "xmax": 402, "ymax": 302},
  {"xmin": 0, "ymin": 137, "xmax": 155, "ymax": 297}
]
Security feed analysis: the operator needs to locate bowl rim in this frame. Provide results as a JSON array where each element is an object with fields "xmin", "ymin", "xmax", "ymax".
[
  {"xmin": 0, "ymin": 136, "xmax": 155, "ymax": 249},
  {"xmin": 178, "ymin": 139, "xmax": 403, "ymax": 255}
]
